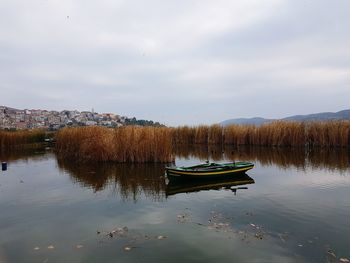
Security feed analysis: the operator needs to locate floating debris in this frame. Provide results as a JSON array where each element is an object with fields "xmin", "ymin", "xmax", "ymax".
[
  {"xmin": 298, "ymin": 244, "xmax": 303, "ymax": 247},
  {"xmin": 107, "ymin": 226, "xmax": 129, "ymax": 238},
  {"xmin": 96, "ymin": 231, "xmax": 101, "ymax": 235},
  {"xmin": 157, "ymin": 235, "xmax": 167, "ymax": 240},
  {"xmin": 47, "ymin": 245, "xmax": 55, "ymax": 250},
  {"xmin": 33, "ymin": 246, "xmax": 40, "ymax": 251},
  {"xmin": 216, "ymin": 223, "xmax": 230, "ymax": 229},
  {"xmin": 327, "ymin": 250, "xmax": 336, "ymax": 258},
  {"xmin": 76, "ymin": 244, "xmax": 84, "ymax": 249},
  {"xmin": 177, "ymin": 213, "xmax": 189, "ymax": 223},
  {"xmin": 124, "ymin": 246, "xmax": 132, "ymax": 251},
  {"xmin": 255, "ymin": 233, "xmax": 264, "ymax": 240},
  {"xmin": 278, "ymin": 233, "xmax": 286, "ymax": 243},
  {"xmin": 340, "ymin": 258, "xmax": 350, "ymax": 263},
  {"xmin": 206, "ymin": 212, "xmax": 235, "ymax": 234}
]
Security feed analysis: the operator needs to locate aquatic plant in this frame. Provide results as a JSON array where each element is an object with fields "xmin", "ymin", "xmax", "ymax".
[
  {"xmin": 172, "ymin": 121, "xmax": 350, "ymax": 148},
  {"xmin": 55, "ymin": 126, "xmax": 173, "ymax": 163},
  {"xmin": 55, "ymin": 121, "xmax": 350, "ymax": 163},
  {"xmin": 0, "ymin": 129, "xmax": 46, "ymax": 151}
]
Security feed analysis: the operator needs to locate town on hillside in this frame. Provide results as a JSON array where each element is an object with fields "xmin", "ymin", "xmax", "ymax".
[{"xmin": 0, "ymin": 106, "xmax": 161, "ymax": 130}]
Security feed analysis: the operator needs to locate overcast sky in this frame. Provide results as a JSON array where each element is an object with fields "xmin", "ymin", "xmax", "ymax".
[{"xmin": 1, "ymin": 0, "xmax": 349, "ymax": 125}]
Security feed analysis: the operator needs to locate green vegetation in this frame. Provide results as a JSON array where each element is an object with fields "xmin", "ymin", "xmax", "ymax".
[{"xmin": 125, "ymin": 117, "xmax": 163, "ymax": 127}]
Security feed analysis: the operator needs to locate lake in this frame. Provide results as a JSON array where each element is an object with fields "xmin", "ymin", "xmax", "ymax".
[{"xmin": 0, "ymin": 146, "xmax": 349, "ymax": 263}]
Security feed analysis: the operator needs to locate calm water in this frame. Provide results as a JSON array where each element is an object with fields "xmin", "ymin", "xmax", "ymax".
[{"xmin": 0, "ymin": 147, "xmax": 349, "ymax": 263}]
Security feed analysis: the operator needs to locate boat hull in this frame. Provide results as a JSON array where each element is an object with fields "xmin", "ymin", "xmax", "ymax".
[{"xmin": 166, "ymin": 162, "xmax": 254, "ymax": 180}]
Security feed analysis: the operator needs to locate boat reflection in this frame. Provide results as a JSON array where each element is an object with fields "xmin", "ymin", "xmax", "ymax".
[{"xmin": 166, "ymin": 173, "xmax": 255, "ymax": 197}]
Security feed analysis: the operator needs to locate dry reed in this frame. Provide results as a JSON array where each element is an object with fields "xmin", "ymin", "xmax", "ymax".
[
  {"xmin": 55, "ymin": 126, "xmax": 173, "ymax": 163},
  {"xmin": 55, "ymin": 121, "xmax": 350, "ymax": 163},
  {"xmin": 0, "ymin": 129, "xmax": 46, "ymax": 151},
  {"xmin": 172, "ymin": 121, "xmax": 350, "ymax": 147}
]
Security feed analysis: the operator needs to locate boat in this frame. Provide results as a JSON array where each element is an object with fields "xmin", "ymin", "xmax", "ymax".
[
  {"xmin": 165, "ymin": 161, "xmax": 254, "ymax": 179},
  {"xmin": 166, "ymin": 173, "xmax": 255, "ymax": 197}
]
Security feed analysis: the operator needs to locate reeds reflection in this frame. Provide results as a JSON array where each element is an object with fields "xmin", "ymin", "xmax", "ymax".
[
  {"xmin": 173, "ymin": 144, "xmax": 226, "ymax": 161},
  {"xmin": 175, "ymin": 145, "xmax": 350, "ymax": 172},
  {"xmin": 0, "ymin": 147, "xmax": 50, "ymax": 162},
  {"xmin": 57, "ymin": 159, "xmax": 167, "ymax": 202}
]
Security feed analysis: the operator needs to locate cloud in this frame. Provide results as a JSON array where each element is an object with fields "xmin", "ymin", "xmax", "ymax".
[{"xmin": 0, "ymin": 0, "xmax": 349, "ymax": 125}]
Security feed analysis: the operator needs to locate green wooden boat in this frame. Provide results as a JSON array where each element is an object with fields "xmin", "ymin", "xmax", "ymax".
[{"xmin": 165, "ymin": 161, "xmax": 254, "ymax": 179}]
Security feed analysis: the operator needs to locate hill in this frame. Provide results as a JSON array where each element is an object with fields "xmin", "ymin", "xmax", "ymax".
[
  {"xmin": 221, "ymin": 109, "xmax": 350, "ymax": 126},
  {"xmin": 220, "ymin": 117, "xmax": 273, "ymax": 126}
]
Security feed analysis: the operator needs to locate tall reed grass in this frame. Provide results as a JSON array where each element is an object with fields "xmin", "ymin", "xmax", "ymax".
[
  {"xmin": 55, "ymin": 121, "xmax": 350, "ymax": 163},
  {"xmin": 173, "ymin": 121, "xmax": 350, "ymax": 147},
  {"xmin": 0, "ymin": 129, "xmax": 46, "ymax": 151},
  {"xmin": 55, "ymin": 126, "xmax": 173, "ymax": 163},
  {"xmin": 171, "ymin": 124, "xmax": 224, "ymax": 145}
]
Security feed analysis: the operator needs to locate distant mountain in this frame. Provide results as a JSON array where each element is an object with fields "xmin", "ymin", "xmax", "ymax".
[
  {"xmin": 220, "ymin": 117, "xmax": 274, "ymax": 126},
  {"xmin": 282, "ymin": 109, "xmax": 350, "ymax": 122},
  {"xmin": 221, "ymin": 109, "xmax": 350, "ymax": 126}
]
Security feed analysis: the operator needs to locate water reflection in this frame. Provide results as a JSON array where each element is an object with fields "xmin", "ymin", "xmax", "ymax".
[
  {"xmin": 1, "ymin": 146, "xmax": 350, "ymax": 262},
  {"xmin": 2, "ymin": 145, "xmax": 349, "ymax": 172},
  {"xmin": 2, "ymin": 146, "xmax": 349, "ymax": 203},
  {"xmin": 56, "ymin": 160, "xmax": 167, "ymax": 202},
  {"xmin": 175, "ymin": 145, "xmax": 350, "ymax": 171},
  {"xmin": 51, "ymin": 146, "xmax": 350, "ymax": 201},
  {"xmin": 166, "ymin": 173, "xmax": 254, "ymax": 197},
  {"xmin": 0, "ymin": 146, "xmax": 50, "ymax": 162}
]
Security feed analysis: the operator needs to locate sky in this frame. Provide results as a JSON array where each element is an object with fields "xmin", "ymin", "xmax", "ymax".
[{"xmin": 1, "ymin": 0, "xmax": 350, "ymax": 125}]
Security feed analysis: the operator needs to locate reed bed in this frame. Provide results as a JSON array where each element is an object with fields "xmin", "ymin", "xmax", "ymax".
[
  {"xmin": 55, "ymin": 126, "xmax": 173, "ymax": 163},
  {"xmin": 0, "ymin": 129, "xmax": 46, "ymax": 151},
  {"xmin": 55, "ymin": 121, "xmax": 349, "ymax": 163},
  {"xmin": 171, "ymin": 124, "xmax": 224, "ymax": 145},
  {"xmin": 172, "ymin": 121, "xmax": 350, "ymax": 147}
]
